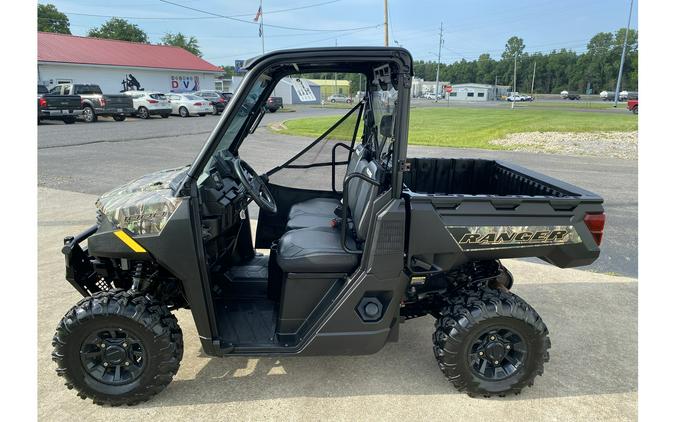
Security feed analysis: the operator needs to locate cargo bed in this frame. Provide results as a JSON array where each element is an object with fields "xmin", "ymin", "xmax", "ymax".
[{"xmin": 402, "ymin": 158, "xmax": 604, "ymax": 272}]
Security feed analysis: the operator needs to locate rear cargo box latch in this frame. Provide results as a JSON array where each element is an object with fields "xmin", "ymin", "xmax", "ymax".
[{"xmin": 398, "ymin": 160, "xmax": 411, "ymax": 172}]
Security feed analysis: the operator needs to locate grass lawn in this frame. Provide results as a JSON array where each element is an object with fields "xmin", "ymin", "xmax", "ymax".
[{"xmin": 276, "ymin": 107, "xmax": 637, "ymax": 149}]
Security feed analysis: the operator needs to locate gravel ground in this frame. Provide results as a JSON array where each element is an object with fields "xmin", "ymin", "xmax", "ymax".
[{"xmin": 489, "ymin": 131, "xmax": 638, "ymax": 160}]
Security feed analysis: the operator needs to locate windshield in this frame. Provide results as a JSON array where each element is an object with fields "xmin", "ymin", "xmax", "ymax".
[
  {"xmin": 197, "ymin": 74, "xmax": 271, "ymax": 185},
  {"xmin": 184, "ymin": 95, "xmax": 201, "ymax": 100}
]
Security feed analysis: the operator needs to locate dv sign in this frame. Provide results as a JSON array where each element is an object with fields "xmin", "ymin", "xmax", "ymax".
[
  {"xmin": 444, "ymin": 85, "xmax": 453, "ymax": 93},
  {"xmin": 170, "ymin": 75, "xmax": 200, "ymax": 92}
]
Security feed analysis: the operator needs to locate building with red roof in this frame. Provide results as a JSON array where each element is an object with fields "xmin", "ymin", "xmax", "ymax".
[{"xmin": 38, "ymin": 32, "xmax": 223, "ymax": 94}]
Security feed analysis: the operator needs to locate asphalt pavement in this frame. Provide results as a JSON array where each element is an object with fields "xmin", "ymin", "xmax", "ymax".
[
  {"xmin": 38, "ymin": 187, "xmax": 637, "ymax": 421},
  {"xmin": 37, "ymin": 106, "xmax": 638, "ymax": 277}
]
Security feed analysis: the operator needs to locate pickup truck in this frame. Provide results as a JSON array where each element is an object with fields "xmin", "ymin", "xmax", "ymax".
[
  {"xmin": 266, "ymin": 96, "xmax": 283, "ymax": 112},
  {"xmin": 37, "ymin": 84, "xmax": 82, "ymax": 124},
  {"xmin": 627, "ymin": 99, "xmax": 638, "ymax": 114},
  {"xmin": 55, "ymin": 47, "xmax": 605, "ymax": 405},
  {"xmin": 48, "ymin": 83, "xmax": 135, "ymax": 123}
]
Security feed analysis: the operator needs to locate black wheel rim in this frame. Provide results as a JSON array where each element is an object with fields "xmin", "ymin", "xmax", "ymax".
[
  {"xmin": 79, "ymin": 327, "xmax": 146, "ymax": 385},
  {"xmin": 468, "ymin": 327, "xmax": 527, "ymax": 381}
]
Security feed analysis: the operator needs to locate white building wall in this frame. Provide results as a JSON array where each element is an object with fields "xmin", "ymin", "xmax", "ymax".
[{"xmin": 38, "ymin": 63, "xmax": 218, "ymax": 94}]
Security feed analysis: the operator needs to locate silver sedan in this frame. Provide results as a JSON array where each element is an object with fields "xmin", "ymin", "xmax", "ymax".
[{"xmin": 165, "ymin": 93, "xmax": 213, "ymax": 117}]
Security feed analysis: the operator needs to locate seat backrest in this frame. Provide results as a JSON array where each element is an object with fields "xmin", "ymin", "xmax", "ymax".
[
  {"xmin": 345, "ymin": 143, "xmax": 365, "ymax": 175},
  {"xmin": 350, "ymin": 161, "xmax": 380, "ymax": 241}
]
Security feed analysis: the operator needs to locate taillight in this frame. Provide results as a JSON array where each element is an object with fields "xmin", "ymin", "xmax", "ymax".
[
  {"xmin": 218, "ymin": 98, "xmax": 225, "ymax": 103},
  {"xmin": 38, "ymin": 97, "xmax": 47, "ymax": 108},
  {"xmin": 147, "ymin": 99, "xmax": 158, "ymax": 104},
  {"xmin": 99, "ymin": 98, "xmax": 106, "ymax": 107},
  {"xmin": 584, "ymin": 212, "xmax": 606, "ymax": 246},
  {"xmin": 194, "ymin": 102, "xmax": 202, "ymax": 106}
]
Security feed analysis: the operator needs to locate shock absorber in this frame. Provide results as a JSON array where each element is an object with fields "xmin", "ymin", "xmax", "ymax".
[{"xmin": 131, "ymin": 262, "xmax": 144, "ymax": 291}]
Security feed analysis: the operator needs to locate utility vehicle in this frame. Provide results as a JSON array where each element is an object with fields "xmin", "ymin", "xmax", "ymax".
[{"xmin": 53, "ymin": 47, "xmax": 605, "ymax": 406}]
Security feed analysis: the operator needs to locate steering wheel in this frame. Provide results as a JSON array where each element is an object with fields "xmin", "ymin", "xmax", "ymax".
[{"xmin": 232, "ymin": 158, "xmax": 277, "ymax": 214}]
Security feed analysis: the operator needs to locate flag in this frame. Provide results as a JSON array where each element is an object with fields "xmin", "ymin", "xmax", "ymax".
[
  {"xmin": 259, "ymin": 24, "xmax": 263, "ymax": 37},
  {"xmin": 254, "ymin": 6, "xmax": 262, "ymax": 22}
]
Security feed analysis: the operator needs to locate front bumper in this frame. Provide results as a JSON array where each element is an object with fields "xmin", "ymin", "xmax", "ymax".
[{"xmin": 62, "ymin": 224, "xmax": 98, "ymax": 296}]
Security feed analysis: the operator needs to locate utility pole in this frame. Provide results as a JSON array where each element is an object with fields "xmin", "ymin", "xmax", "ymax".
[
  {"xmin": 511, "ymin": 53, "xmax": 517, "ymax": 109},
  {"xmin": 435, "ymin": 21, "xmax": 443, "ymax": 102},
  {"xmin": 260, "ymin": 0, "xmax": 265, "ymax": 54},
  {"xmin": 530, "ymin": 61, "xmax": 537, "ymax": 96},
  {"xmin": 614, "ymin": 0, "xmax": 634, "ymax": 107},
  {"xmin": 384, "ymin": 0, "xmax": 389, "ymax": 46},
  {"xmin": 334, "ymin": 39, "xmax": 338, "ymax": 97}
]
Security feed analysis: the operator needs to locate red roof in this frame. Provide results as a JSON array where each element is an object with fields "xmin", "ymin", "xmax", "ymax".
[{"xmin": 38, "ymin": 32, "xmax": 221, "ymax": 73}]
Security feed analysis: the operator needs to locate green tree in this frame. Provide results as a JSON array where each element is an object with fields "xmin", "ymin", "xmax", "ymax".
[
  {"xmin": 161, "ymin": 32, "xmax": 202, "ymax": 57},
  {"xmin": 87, "ymin": 18, "xmax": 148, "ymax": 43},
  {"xmin": 502, "ymin": 36, "xmax": 525, "ymax": 60},
  {"xmin": 38, "ymin": 4, "xmax": 70, "ymax": 34}
]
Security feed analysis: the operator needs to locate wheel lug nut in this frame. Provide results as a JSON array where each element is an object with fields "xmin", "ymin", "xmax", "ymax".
[
  {"xmin": 125, "ymin": 361, "xmax": 130, "ymax": 366},
  {"xmin": 494, "ymin": 360, "xmax": 499, "ymax": 365},
  {"xmin": 100, "ymin": 344, "xmax": 106, "ymax": 348},
  {"xmin": 479, "ymin": 351, "xmax": 484, "ymax": 356},
  {"xmin": 103, "ymin": 362, "xmax": 108, "ymax": 367},
  {"xmin": 490, "ymin": 336, "xmax": 496, "ymax": 341},
  {"xmin": 122, "ymin": 342, "xmax": 128, "ymax": 348},
  {"xmin": 506, "ymin": 345, "xmax": 511, "ymax": 350}
]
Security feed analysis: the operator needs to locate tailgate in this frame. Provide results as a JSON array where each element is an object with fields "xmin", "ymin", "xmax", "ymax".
[{"xmin": 43, "ymin": 95, "xmax": 81, "ymax": 110}]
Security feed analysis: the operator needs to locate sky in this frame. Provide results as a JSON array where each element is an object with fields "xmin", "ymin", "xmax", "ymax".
[{"xmin": 39, "ymin": 0, "xmax": 638, "ymax": 66}]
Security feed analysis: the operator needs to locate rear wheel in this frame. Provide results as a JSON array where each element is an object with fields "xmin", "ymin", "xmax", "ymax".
[
  {"xmin": 179, "ymin": 107, "xmax": 189, "ymax": 118},
  {"xmin": 82, "ymin": 106, "xmax": 97, "ymax": 123},
  {"xmin": 137, "ymin": 106, "xmax": 150, "ymax": 119},
  {"xmin": 433, "ymin": 283, "xmax": 550, "ymax": 397},
  {"xmin": 632, "ymin": 106, "xmax": 638, "ymax": 115},
  {"xmin": 212, "ymin": 105, "xmax": 219, "ymax": 115},
  {"xmin": 52, "ymin": 289, "xmax": 183, "ymax": 406}
]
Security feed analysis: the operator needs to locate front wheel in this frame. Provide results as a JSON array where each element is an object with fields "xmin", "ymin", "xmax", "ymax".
[
  {"xmin": 179, "ymin": 107, "xmax": 189, "ymax": 118},
  {"xmin": 52, "ymin": 289, "xmax": 183, "ymax": 406},
  {"xmin": 433, "ymin": 284, "xmax": 550, "ymax": 397},
  {"xmin": 632, "ymin": 106, "xmax": 638, "ymax": 115}
]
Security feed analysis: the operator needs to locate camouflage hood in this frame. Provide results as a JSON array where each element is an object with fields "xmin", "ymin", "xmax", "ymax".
[{"xmin": 95, "ymin": 166, "xmax": 189, "ymax": 235}]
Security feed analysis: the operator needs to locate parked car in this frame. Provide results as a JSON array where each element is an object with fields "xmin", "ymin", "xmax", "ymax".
[
  {"xmin": 49, "ymin": 83, "xmax": 134, "ymax": 123},
  {"xmin": 600, "ymin": 90, "xmax": 617, "ymax": 101},
  {"xmin": 37, "ymin": 84, "xmax": 82, "ymax": 124},
  {"xmin": 266, "ymin": 96, "xmax": 284, "ymax": 112},
  {"xmin": 123, "ymin": 91, "xmax": 171, "ymax": 119},
  {"xmin": 327, "ymin": 93, "xmax": 353, "ymax": 103},
  {"xmin": 627, "ymin": 99, "xmax": 638, "ymax": 114},
  {"xmin": 194, "ymin": 90, "xmax": 227, "ymax": 115},
  {"xmin": 507, "ymin": 92, "xmax": 532, "ymax": 102},
  {"xmin": 165, "ymin": 93, "xmax": 212, "ymax": 117},
  {"xmin": 218, "ymin": 92, "xmax": 233, "ymax": 104}
]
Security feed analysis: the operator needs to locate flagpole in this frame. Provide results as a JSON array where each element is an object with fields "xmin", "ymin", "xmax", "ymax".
[{"xmin": 260, "ymin": 0, "xmax": 265, "ymax": 54}]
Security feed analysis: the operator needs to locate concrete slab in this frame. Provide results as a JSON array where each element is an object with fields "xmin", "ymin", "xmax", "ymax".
[{"xmin": 38, "ymin": 188, "xmax": 637, "ymax": 421}]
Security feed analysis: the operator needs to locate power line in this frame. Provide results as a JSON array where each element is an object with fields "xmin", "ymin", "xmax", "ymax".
[
  {"xmin": 49, "ymin": 0, "xmax": 343, "ymax": 21},
  {"xmin": 158, "ymin": 0, "xmax": 379, "ymax": 33}
]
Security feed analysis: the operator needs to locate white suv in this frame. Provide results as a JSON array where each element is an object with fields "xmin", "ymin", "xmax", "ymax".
[{"xmin": 123, "ymin": 91, "xmax": 172, "ymax": 119}]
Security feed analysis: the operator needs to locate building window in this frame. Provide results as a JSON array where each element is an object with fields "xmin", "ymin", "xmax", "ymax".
[
  {"xmin": 477, "ymin": 92, "xmax": 485, "ymax": 97},
  {"xmin": 449, "ymin": 92, "xmax": 457, "ymax": 97},
  {"xmin": 467, "ymin": 92, "xmax": 474, "ymax": 97}
]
